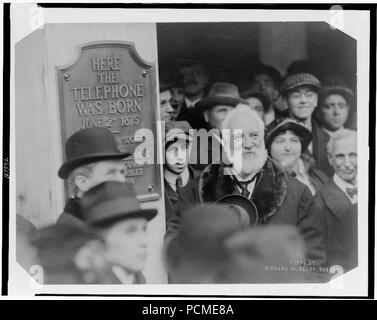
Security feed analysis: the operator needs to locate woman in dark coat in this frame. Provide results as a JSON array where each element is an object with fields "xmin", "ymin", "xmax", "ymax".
[{"xmin": 266, "ymin": 118, "xmax": 328, "ymax": 196}]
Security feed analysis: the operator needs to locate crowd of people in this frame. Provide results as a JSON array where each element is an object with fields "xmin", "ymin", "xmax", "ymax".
[{"xmin": 16, "ymin": 60, "xmax": 358, "ymax": 285}]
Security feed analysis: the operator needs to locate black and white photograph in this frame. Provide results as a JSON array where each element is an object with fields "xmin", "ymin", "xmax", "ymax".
[{"xmin": 4, "ymin": 3, "xmax": 372, "ymax": 298}]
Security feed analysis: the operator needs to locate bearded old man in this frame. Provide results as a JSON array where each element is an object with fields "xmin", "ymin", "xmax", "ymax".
[{"xmin": 166, "ymin": 105, "xmax": 326, "ymax": 269}]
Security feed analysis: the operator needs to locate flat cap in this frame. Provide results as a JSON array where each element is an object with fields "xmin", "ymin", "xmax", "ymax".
[{"xmin": 281, "ymin": 73, "xmax": 321, "ymax": 95}]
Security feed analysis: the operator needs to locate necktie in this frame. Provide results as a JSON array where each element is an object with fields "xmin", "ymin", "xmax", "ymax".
[
  {"xmin": 346, "ymin": 187, "xmax": 357, "ymax": 198},
  {"xmin": 238, "ymin": 181, "xmax": 251, "ymax": 198},
  {"xmin": 175, "ymin": 176, "xmax": 183, "ymax": 194}
]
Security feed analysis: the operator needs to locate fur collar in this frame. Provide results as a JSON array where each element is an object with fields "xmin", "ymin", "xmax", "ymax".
[{"xmin": 198, "ymin": 158, "xmax": 288, "ymax": 223}]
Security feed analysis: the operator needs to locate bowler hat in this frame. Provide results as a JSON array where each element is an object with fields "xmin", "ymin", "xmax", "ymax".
[
  {"xmin": 266, "ymin": 118, "xmax": 312, "ymax": 152},
  {"xmin": 280, "ymin": 73, "xmax": 321, "ymax": 95},
  {"xmin": 58, "ymin": 127, "xmax": 131, "ymax": 179},
  {"xmin": 81, "ymin": 181, "xmax": 157, "ymax": 227},
  {"xmin": 319, "ymin": 86, "xmax": 354, "ymax": 108},
  {"xmin": 196, "ymin": 82, "xmax": 247, "ymax": 112},
  {"xmin": 216, "ymin": 194, "xmax": 259, "ymax": 226}
]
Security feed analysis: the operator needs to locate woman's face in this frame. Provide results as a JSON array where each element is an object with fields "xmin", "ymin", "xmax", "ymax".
[{"xmin": 270, "ymin": 130, "xmax": 302, "ymax": 169}]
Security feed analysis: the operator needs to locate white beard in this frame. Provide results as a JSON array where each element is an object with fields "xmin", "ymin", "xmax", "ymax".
[{"xmin": 232, "ymin": 148, "xmax": 268, "ymax": 179}]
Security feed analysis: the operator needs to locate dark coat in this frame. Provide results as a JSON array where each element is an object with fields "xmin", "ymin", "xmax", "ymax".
[
  {"xmin": 176, "ymin": 101, "xmax": 207, "ymax": 130},
  {"xmin": 166, "ymin": 158, "xmax": 326, "ymax": 266},
  {"xmin": 311, "ymin": 120, "xmax": 333, "ymax": 177},
  {"xmin": 164, "ymin": 165, "xmax": 200, "ymax": 222},
  {"xmin": 319, "ymin": 179, "xmax": 358, "ymax": 272},
  {"xmin": 56, "ymin": 197, "xmax": 87, "ymax": 227}
]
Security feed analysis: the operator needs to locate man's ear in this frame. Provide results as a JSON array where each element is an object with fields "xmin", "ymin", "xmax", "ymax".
[
  {"xmin": 327, "ymin": 153, "xmax": 333, "ymax": 167},
  {"xmin": 203, "ymin": 111, "xmax": 209, "ymax": 123},
  {"xmin": 74, "ymin": 174, "xmax": 90, "ymax": 193},
  {"xmin": 74, "ymin": 240, "xmax": 105, "ymax": 271}
]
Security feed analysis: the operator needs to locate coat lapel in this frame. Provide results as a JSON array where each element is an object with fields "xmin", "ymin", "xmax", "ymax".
[{"xmin": 321, "ymin": 180, "xmax": 352, "ymax": 221}]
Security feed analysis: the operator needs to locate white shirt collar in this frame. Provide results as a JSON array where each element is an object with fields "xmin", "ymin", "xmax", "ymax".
[
  {"xmin": 322, "ymin": 127, "xmax": 344, "ymax": 137},
  {"xmin": 185, "ymin": 97, "xmax": 201, "ymax": 108},
  {"xmin": 112, "ymin": 266, "xmax": 135, "ymax": 284},
  {"xmin": 164, "ymin": 167, "xmax": 190, "ymax": 191},
  {"xmin": 333, "ymin": 173, "xmax": 358, "ymax": 204}
]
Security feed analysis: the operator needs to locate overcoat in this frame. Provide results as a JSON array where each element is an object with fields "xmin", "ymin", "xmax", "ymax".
[{"xmin": 166, "ymin": 158, "xmax": 326, "ymax": 266}]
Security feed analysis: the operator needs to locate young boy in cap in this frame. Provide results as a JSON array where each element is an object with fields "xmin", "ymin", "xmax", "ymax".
[
  {"xmin": 81, "ymin": 181, "xmax": 157, "ymax": 284},
  {"xmin": 57, "ymin": 127, "xmax": 131, "ymax": 226},
  {"xmin": 280, "ymin": 72, "xmax": 331, "ymax": 176},
  {"xmin": 163, "ymin": 121, "xmax": 199, "ymax": 220}
]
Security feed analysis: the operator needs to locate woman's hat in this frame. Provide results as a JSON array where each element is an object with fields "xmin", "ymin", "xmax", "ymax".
[
  {"xmin": 81, "ymin": 181, "xmax": 157, "ymax": 227},
  {"xmin": 266, "ymin": 118, "xmax": 313, "ymax": 151},
  {"xmin": 58, "ymin": 127, "xmax": 131, "ymax": 179},
  {"xmin": 196, "ymin": 82, "xmax": 247, "ymax": 112}
]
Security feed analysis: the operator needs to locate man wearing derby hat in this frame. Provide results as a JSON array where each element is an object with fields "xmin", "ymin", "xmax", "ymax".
[
  {"xmin": 190, "ymin": 82, "xmax": 247, "ymax": 171},
  {"xmin": 175, "ymin": 61, "xmax": 209, "ymax": 130},
  {"xmin": 81, "ymin": 181, "xmax": 157, "ymax": 284},
  {"xmin": 56, "ymin": 127, "xmax": 131, "ymax": 226},
  {"xmin": 280, "ymin": 72, "xmax": 331, "ymax": 176},
  {"xmin": 167, "ymin": 105, "xmax": 325, "ymax": 270}
]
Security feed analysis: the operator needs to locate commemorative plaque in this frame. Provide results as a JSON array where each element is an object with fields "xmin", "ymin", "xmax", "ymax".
[{"xmin": 58, "ymin": 41, "xmax": 160, "ymax": 201}]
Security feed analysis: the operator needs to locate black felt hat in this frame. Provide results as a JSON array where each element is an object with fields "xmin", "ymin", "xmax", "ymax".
[
  {"xmin": 58, "ymin": 127, "xmax": 131, "ymax": 179},
  {"xmin": 196, "ymin": 82, "xmax": 247, "ymax": 112},
  {"xmin": 266, "ymin": 118, "xmax": 313, "ymax": 152},
  {"xmin": 81, "ymin": 181, "xmax": 157, "ymax": 227}
]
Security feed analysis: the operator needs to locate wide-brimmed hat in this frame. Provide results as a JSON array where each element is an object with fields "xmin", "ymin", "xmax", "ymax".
[
  {"xmin": 58, "ymin": 127, "xmax": 131, "ymax": 179},
  {"xmin": 81, "ymin": 181, "xmax": 157, "ymax": 227},
  {"xmin": 280, "ymin": 73, "xmax": 321, "ymax": 96},
  {"xmin": 164, "ymin": 121, "xmax": 193, "ymax": 146},
  {"xmin": 319, "ymin": 86, "xmax": 354, "ymax": 108},
  {"xmin": 196, "ymin": 82, "xmax": 247, "ymax": 111},
  {"xmin": 216, "ymin": 194, "xmax": 259, "ymax": 226},
  {"xmin": 266, "ymin": 118, "xmax": 313, "ymax": 151}
]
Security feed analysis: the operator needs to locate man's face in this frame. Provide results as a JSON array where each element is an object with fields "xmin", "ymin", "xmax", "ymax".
[
  {"xmin": 286, "ymin": 86, "xmax": 318, "ymax": 121},
  {"xmin": 329, "ymin": 137, "xmax": 357, "ymax": 184},
  {"xmin": 250, "ymin": 74, "xmax": 278, "ymax": 102},
  {"xmin": 204, "ymin": 105, "xmax": 234, "ymax": 130},
  {"xmin": 159, "ymin": 90, "xmax": 174, "ymax": 122},
  {"xmin": 165, "ymin": 138, "xmax": 192, "ymax": 174},
  {"xmin": 102, "ymin": 218, "xmax": 148, "ymax": 272},
  {"xmin": 245, "ymin": 97, "xmax": 264, "ymax": 120},
  {"xmin": 169, "ymin": 87, "xmax": 184, "ymax": 120},
  {"xmin": 80, "ymin": 159, "xmax": 126, "ymax": 193},
  {"xmin": 321, "ymin": 94, "xmax": 350, "ymax": 131},
  {"xmin": 180, "ymin": 65, "xmax": 208, "ymax": 97},
  {"xmin": 227, "ymin": 112, "xmax": 267, "ymax": 176}
]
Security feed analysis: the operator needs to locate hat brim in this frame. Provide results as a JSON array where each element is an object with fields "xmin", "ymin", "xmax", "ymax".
[
  {"xmin": 58, "ymin": 152, "xmax": 131, "ymax": 179},
  {"xmin": 90, "ymin": 208, "xmax": 158, "ymax": 228},
  {"xmin": 196, "ymin": 96, "xmax": 247, "ymax": 111},
  {"xmin": 266, "ymin": 122, "xmax": 312, "ymax": 152},
  {"xmin": 282, "ymin": 82, "xmax": 321, "ymax": 95},
  {"xmin": 216, "ymin": 195, "xmax": 259, "ymax": 226}
]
